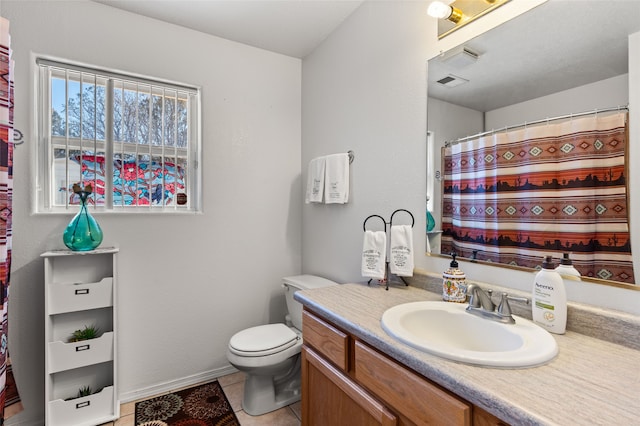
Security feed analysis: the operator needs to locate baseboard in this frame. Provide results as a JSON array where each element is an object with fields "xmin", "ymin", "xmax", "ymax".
[
  {"xmin": 118, "ymin": 364, "xmax": 239, "ymax": 403},
  {"xmin": 5, "ymin": 417, "xmax": 43, "ymax": 426}
]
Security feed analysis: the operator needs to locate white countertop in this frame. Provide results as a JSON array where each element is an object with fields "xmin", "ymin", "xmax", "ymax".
[{"xmin": 296, "ymin": 282, "xmax": 640, "ymax": 425}]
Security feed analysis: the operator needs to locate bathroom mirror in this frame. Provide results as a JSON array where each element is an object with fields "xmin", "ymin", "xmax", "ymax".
[{"xmin": 426, "ymin": 0, "xmax": 640, "ymax": 287}]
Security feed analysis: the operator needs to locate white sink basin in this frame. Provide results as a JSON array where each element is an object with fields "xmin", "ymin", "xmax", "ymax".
[{"xmin": 381, "ymin": 301, "xmax": 558, "ymax": 368}]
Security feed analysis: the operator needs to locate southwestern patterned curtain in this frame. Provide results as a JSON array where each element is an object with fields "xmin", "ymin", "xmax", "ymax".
[
  {"xmin": 0, "ymin": 16, "xmax": 22, "ymax": 423},
  {"xmin": 441, "ymin": 111, "xmax": 634, "ymax": 284}
]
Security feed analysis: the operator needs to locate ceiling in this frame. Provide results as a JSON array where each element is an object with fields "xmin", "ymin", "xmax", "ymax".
[
  {"xmin": 91, "ymin": 0, "xmax": 364, "ymax": 58},
  {"xmin": 428, "ymin": 0, "xmax": 640, "ymax": 112},
  {"xmin": 91, "ymin": 1, "xmax": 640, "ymax": 112}
]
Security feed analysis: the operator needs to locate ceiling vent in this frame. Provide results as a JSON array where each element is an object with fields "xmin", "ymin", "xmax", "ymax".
[
  {"xmin": 437, "ymin": 74, "xmax": 469, "ymax": 88},
  {"xmin": 439, "ymin": 45, "xmax": 479, "ymax": 68}
]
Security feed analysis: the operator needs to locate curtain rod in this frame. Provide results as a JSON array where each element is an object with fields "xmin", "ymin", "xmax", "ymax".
[{"xmin": 445, "ymin": 105, "xmax": 629, "ymax": 147}]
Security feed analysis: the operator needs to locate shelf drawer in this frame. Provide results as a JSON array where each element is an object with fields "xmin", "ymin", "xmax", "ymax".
[
  {"xmin": 48, "ymin": 385, "xmax": 116, "ymax": 426},
  {"xmin": 49, "ymin": 278, "xmax": 113, "ymax": 314},
  {"xmin": 302, "ymin": 310, "xmax": 348, "ymax": 371},
  {"xmin": 48, "ymin": 332, "xmax": 114, "ymax": 373}
]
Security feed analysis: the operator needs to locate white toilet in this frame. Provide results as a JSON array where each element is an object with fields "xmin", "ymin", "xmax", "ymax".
[{"xmin": 226, "ymin": 274, "xmax": 338, "ymax": 416}]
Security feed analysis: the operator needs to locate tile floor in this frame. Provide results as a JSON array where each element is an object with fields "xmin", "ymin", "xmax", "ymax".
[{"xmin": 102, "ymin": 371, "xmax": 301, "ymax": 426}]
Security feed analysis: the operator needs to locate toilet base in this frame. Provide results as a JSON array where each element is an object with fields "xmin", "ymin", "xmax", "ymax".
[{"xmin": 242, "ymin": 355, "xmax": 301, "ymax": 416}]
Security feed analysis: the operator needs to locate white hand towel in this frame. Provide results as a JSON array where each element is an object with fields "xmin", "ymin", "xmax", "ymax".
[
  {"xmin": 362, "ymin": 230, "xmax": 387, "ymax": 280},
  {"xmin": 324, "ymin": 153, "xmax": 349, "ymax": 204},
  {"xmin": 305, "ymin": 156, "xmax": 326, "ymax": 203},
  {"xmin": 389, "ymin": 225, "xmax": 414, "ymax": 277}
]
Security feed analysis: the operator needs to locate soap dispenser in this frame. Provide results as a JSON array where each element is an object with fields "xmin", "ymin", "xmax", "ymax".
[
  {"xmin": 555, "ymin": 253, "xmax": 581, "ymax": 280},
  {"xmin": 532, "ymin": 256, "xmax": 567, "ymax": 334},
  {"xmin": 443, "ymin": 253, "xmax": 467, "ymax": 303}
]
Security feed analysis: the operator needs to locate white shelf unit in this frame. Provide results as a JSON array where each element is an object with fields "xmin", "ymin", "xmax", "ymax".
[{"xmin": 42, "ymin": 248, "xmax": 119, "ymax": 426}]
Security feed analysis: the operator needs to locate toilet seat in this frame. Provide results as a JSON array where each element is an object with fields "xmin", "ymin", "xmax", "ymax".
[{"xmin": 229, "ymin": 323, "xmax": 299, "ymax": 357}]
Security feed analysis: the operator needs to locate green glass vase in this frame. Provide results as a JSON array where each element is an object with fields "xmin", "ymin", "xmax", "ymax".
[
  {"xmin": 427, "ymin": 210, "xmax": 436, "ymax": 232},
  {"xmin": 63, "ymin": 192, "xmax": 103, "ymax": 251}
]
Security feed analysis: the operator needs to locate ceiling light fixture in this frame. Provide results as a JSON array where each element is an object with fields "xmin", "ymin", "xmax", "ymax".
[
  {"xmin": 427, "ymin": 1, "xmax": 463, "ymax": 24},
  {"xmin": 428, "ymin": 0, "xmax": 511, "ymax": 39}
]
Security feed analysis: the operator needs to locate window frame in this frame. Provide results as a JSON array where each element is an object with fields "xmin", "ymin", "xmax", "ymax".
[{"xmin": 35, "ymin": 55, "xmax": 202, "ymax": 214}]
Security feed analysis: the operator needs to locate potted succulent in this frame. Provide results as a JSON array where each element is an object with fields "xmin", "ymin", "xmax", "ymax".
[
  {"xmin": 68, "ymin": 325, "xmax": 101, "ymax": 343},
  {"xmin": 65, "ymin": 386, "xmax": 102, "ymax": 401},
  {"xmin": 75, "ymin": 386, "xmax": 93, "ymax": 398}
]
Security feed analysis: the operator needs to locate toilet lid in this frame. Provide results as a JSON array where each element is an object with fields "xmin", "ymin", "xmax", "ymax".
[{"xmin": 229, "ymin": 323, "xmax": 299, "ymax": 357}]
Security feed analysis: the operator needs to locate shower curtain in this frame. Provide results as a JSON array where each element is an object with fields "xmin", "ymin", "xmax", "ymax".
[
  {"xmin": 0, "ymin": 16, "xmax": 22, "ymax": 422},
  {"xmin": 441, "ymin": 111, "xmax": 634, "ymax": 283}
]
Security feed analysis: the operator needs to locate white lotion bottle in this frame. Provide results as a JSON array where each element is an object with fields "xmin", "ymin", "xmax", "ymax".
[
  {"xmin": 532, "ymin": 256, "xmax": 567, "ymax": 334},
  {"xmin": 555, "ymin": 253, "xmax": 581, "ymax": 280}
]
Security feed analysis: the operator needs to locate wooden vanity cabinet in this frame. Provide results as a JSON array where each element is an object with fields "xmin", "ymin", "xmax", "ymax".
[
  {"xmin": 302, "ymin": 347, "xmax": 398, "ymax": 425},
  {"xmin": 302, "ymin": 308, "xmax": 509, "ymax": 426}
]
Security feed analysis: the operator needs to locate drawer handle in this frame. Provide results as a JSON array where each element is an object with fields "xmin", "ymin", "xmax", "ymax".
[
  {"xmin": 76, "ymin": 401, "xmax": 90, "ymax": 409},
  {"xmin": 75, "ymin": 289, "xmax": 90, "ymax": 295},
  {"xmin": 76, "ymin": 344, "xmax": 90, "ymax": 352}
]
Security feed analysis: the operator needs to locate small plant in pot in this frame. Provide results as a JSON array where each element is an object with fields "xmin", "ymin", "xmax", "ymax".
[
  {"xmin": 68, "ymin": 325, "xmax": 101, "ymax": 342},
  {"xmin": 65, "ymin": 386, "xmax": 99, "ymax": 401},
  {"xmin": 76, "ymin": 386, "xmax": 93, "ymax": 398}
]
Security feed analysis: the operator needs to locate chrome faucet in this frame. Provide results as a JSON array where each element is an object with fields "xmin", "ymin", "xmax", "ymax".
[{"xmin": 465, "ymin": 284, "xmax": 529, "ymax": 324}]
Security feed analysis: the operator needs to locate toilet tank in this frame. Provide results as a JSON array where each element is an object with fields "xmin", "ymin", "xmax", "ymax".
[{"xmin": 283, "ymin": 275, "xmax": 338, "ymax": 330}]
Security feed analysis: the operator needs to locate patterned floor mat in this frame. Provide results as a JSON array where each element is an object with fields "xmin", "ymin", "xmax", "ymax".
[{"xmin": 135, "ymin": 380, "xmax": 240, "ymax": 426}]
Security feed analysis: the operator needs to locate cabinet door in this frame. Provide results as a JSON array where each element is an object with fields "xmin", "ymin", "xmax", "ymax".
[
  {"xmin": 302, "ymin": 346, "xmax": 397, "ymax": 426},
  {"xmin": 354, "ymin": 341, "xmax": 471, "ymax": 426},
  {"xmin": 473, "ymin": 406, "xmax": 510, "ymax": 426}
]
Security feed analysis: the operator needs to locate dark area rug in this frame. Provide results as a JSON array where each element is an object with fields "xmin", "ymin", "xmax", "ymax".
[{"xmin": 135, "ymin": 380, "xmax": 240, "ymax": 426}]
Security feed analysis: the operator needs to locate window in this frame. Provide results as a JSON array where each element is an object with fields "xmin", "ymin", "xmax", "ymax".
[{"xmin": 36, "ymin": 57, "xmax": 201, "ymax": 213}]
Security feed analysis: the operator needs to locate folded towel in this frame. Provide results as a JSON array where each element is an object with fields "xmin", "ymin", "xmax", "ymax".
[
  {"xmin": 305, "ymin": 156, "xmax": 326, "ymax": 204},
  {"xmin": 324, "ymin": 153, "xmax": 349, "ymax": 204},
  {"xmin": 389, "ymin": 225, "xmax": 414, "ymax": 277},
  {"xmin": 362, "ymin": 230, "xmax": 387, "ymax": 280}
]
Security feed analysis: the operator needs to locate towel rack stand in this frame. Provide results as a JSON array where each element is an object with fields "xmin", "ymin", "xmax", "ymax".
[
  {"xmin": 362, "ymin": 214, "xmax": 386, "ymax": 232},
  {"xmin": 362, "ymin": 209, "xmax": 414, "ymax": 290}
]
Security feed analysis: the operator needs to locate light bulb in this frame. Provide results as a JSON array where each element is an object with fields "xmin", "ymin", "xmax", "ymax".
[
  {"xmin": 428, "ymin": 1, "xmax": 463, "ymax": 23},
  {"xmin": 427, "ymin": 1, "xmax": 453, "ymax": 19}
]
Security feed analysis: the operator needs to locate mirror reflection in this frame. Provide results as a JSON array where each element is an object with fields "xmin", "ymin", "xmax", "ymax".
[{"xmin": 426, "ymin": 0, "xmax": 640, "ymax": 286}]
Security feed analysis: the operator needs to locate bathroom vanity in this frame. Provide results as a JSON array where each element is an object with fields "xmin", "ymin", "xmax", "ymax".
[
  {"xmin": 301, "ymin": 309, "xmax": 499, "ymax": 425},
  {"xmin": 297, "ymin": 282, "xmax": 640, "ymax": 425}
]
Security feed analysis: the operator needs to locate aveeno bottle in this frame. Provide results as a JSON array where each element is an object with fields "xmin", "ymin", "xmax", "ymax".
[
  {"xmin": 555, "ymin": 253, "xmax": 581, "ymax": 280},
  {"xmin": 532, "ymin": 256, "xmax": 567, "ymax": 334}
]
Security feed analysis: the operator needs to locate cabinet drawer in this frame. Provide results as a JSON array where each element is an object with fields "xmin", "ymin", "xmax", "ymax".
[
  {"xmin": 302, "ymin": 310, "xmax": 348, "ymax": 371},
  {"xmin": 49, "ymin": 278, "xmax": 113, "ymax": 314},
  {"xmin": 354, "ymin": 341, "xmax": 471, "ymax": 425},
  {"xmin": 48, "ymin": 385, "xmax": 116, "ymax": 426},
  {"xmin": 303, "ymin": 346, "xmax": 397, "ymax": 425},
  {"xmin": 48, "ymin": 332, "xmax": 114, "ymax": 373}
]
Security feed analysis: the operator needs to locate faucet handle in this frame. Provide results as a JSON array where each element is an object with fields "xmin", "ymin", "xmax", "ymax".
[{"xmin": 497, "ymin": 293, "xmax": 530, "ymax": 317}]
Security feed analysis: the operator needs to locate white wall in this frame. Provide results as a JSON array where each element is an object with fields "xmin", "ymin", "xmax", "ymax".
[
  {"xmin": 486, "ymin": 74, "xmax": 629, "ymax": 129},
  {"xmin": 302, "ymin": 0, "xmax": 640, "ymax": 317},
  {"xmin": 302, "ymin": 1, "xmax": 429, "ymax": 283},
  {"xmin": 4, "ymin": 1, "xmax": 302, "ymax": 424},
  {"xmin": 301, "ymin": 0, "xmax": 545, "ymax": 284}
]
